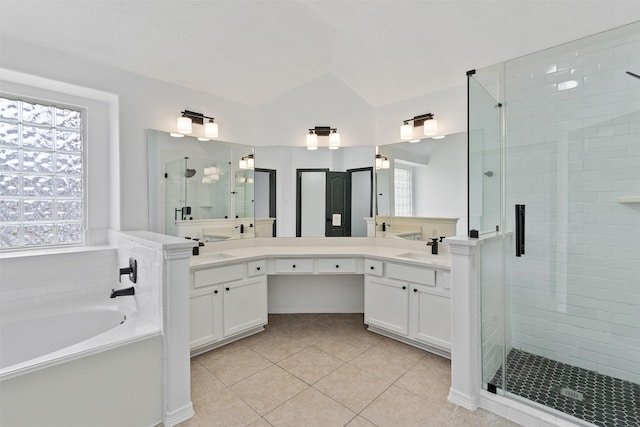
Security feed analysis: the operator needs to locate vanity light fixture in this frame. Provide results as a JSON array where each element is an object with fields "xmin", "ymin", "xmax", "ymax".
[
  {"xmin": 239, "ymin": 154, "xmax": 255, "ymax": 170},
  {"xmin": 329, "ymin": 129, "xmax": 341, "ymax": 150},
  {"xmin": 400, "ymin": 113, "xmax": 438, "ymax": 140},
  {"xmin": 306, "ymin": 129, "xmax": 318, "ymax": 150},
  {"xmin": 306, "ymin": 126, "xmax": 339, "ymax": 150},
  {"xmin": 204, "ymin": 119, "xmax": 219, "ymax": 138},
  {"xmin": 174, "ymin": 110, "xmax": 218, "ymax": 138},
  {"xmin": 375, "ymin": 154, "xmax": 389, "ymax": 169}
]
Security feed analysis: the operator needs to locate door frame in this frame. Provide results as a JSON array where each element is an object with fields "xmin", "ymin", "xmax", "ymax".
[
  {"xmin": 255, "ymin": 168, "xmax": 277, "ymax": 236},
  {"xmin": 347, "ymin": 166, "xmax": 373, "ymax": 237}
]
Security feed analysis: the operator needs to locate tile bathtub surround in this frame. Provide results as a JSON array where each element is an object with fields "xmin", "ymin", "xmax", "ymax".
[
  {"xmin": 114, "ymin": 232, "xmax": 164, "ymax": 328},
  {"xmin": 181, "ymin": 314, "xmax": 520, "ymax": 427},
  {"xmin": 0, "ymin": 248, "xmax": 118, "ymax": 312}
]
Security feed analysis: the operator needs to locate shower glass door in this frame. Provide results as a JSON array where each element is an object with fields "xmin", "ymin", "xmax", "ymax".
[{"xmin": 477, "ymin": 21, "xmax": 640, "ymax": 427}]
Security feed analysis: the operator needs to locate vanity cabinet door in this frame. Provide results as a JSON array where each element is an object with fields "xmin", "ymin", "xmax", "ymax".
[
  {"xmin": 409, "ymin": 284, "xmax": 451, "ymax": 350},
  {"xmin": 364, "ymin": 276, "xmax": 409, "ymax": 335},
  {"xmin": 223, "ymin": 277, "xmax": 268, "ymax": 337},
  {"xmin": 190, "ymin": 285, "xmax": 223, "ymax": 350}
]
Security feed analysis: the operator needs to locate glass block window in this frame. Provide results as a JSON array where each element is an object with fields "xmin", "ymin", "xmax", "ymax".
[
  {"xmin": 394, "ymin": 165, "xmax": 413, "ymax": 216},
  {"xmin": 0, "ymin": 96, "xmax": 84, "ymax": 248}
]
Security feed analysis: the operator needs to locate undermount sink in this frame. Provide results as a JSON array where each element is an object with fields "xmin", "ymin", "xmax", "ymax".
[{"xmin": 396, "ymin": 252, "xmax": 434, "ymax": 261}]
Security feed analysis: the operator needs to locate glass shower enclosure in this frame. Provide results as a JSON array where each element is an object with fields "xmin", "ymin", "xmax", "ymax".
[{"xmin": 470, "ymin": 22, "xmax": 640, "ymax": 427}]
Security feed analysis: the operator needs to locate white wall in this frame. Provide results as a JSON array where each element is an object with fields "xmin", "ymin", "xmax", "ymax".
[
  {"xmin": 375, "ymin": 84, "xmax": 467, "ymax": 146},
  {"xmin": 252, "ymin": 73, "xmax": 376, "ymax": 148},
  {"xmin": 1, "ymin": 38, "xmax": 252, "ymax": 231},
  {"xmin": 0, "ymin": 38, "xmax": 468, "ymax": 234}
]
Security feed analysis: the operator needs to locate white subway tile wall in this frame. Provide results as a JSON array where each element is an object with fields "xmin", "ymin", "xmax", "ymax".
[
  {"xmin": 115, "ymin": 233, "xmax": 164, "ymax": 329},
  {"xmin": 0, "ymin": 234, "xmax": 164, "ymax": 333},
  {"xmin": 504, "ymin": 23, "xmax": 640, "ymax": 383},
  {"xmin": 0, "ymin": 249, "xmax": 118, "ymax": 312}
]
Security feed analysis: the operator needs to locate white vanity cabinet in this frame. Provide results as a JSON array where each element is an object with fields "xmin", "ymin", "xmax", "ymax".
[
  {"xmin": 190, "ymin": 259, "xmax": 267, "ymax": 354},
  {"xmin": 223, "ymin": 277, "xmax": 267, "ymax": 337},
  {"xmin": 364, "ymin": 277, "xmax": 409, "ymax": 335},
  {"xmin": 189, "ymin": 285, "xmax": 223, "ymax": 349},
  {"xmin": 364, "ymin": 258, "xmax": 451, "ymax": 356}
]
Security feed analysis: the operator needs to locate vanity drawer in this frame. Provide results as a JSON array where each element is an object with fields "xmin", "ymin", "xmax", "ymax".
[
  {"xmin": 364, "ymin": 259, "xmax": 384, "ymax": 277},
  {"xmin": 318, "ymin": 258, "xmax": 356, "ymax": 273},
  {"xmin": 386, "ymin": 263, "xmax": 435, "ymax": 286},
  {"xmin": 247, "ymin": 260, "xmax": 267, "ymax": 277},
  {"xmin": 274, "ymin": 258, "xmax": 314, "ymax": 273},
  {"xmin": 194, "ymin": 264, "xmax": 244, "ymax": 288}
]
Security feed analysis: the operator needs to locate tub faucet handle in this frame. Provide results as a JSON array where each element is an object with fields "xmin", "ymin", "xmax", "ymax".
[{"xmin": 119, "ymin": 257, "xmax": 137, "ymax": 283}]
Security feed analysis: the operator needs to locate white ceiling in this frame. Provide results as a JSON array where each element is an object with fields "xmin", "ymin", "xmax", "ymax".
[{"xmin": 1, "ymin": 1, "xmax": 639, "ymax": 107}]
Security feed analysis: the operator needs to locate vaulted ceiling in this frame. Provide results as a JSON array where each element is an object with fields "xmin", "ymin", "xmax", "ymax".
[{"xmin": 1, "ymin": 1, "xmax": 639, "ymax": 107}]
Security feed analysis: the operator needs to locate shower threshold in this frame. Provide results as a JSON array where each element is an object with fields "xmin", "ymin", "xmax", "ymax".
[{"xmin": 489, "ymin": 349, "xmax": 639, "ymax": 427}]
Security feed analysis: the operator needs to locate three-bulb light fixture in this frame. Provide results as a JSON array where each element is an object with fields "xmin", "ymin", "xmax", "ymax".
[
  {"xmin": 306, "ymin": 126, "xmax": 340, "ymax": 150},
  {"xmin": 171, "ymin": 110, "xmax": 219, "ymax": 141},
  {"xmin": 400, "ymin": 113, "xmax": 440, "ymax": 142}
]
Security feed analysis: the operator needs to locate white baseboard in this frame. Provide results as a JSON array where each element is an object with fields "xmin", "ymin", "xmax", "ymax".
[
  {"xmin": 448, "ymin": 387, "xmax": 478, "ymax": 410},
  {"xmin": 163, "ymin": 402, "xmax": 194, "ymax": 427}
]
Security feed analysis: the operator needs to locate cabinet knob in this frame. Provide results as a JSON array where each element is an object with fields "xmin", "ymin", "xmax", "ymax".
[
  {"xmin": 370, "ymin": 266, "xmax": 375, "ymax": 270},
  {"xmin": 292, "ymin": 264, "xmax": 296, "ymax": 268},
  {"xmin": 336, "ymin": 264, "xmax": 340, "ymax": 269},
  {"xmin": 402, "ymin": 286, "xmax": 407, "ymax": 290},
  {"xmin": 413, "ymin": 288, "xmax": 418, "ymax": 293},
  {"xmin": 257, "ymin": 266, "xmax": 261, "ymax": 271},
  {"xmin": 225, "ymin": 287, "xmax": 230, "ymax": 291},
  {"xmin": 214, "ymin": 290, "xmax": 218, "ymax": 294}
]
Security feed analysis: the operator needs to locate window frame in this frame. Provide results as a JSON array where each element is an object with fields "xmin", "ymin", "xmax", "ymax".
[{"xmin": 0, "ymin": 68, "xmax": 119, "ymax": 254}]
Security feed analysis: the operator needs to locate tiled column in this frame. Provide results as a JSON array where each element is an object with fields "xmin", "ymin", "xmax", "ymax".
[{"xmin": 445, "ymin": 236, "xmax": 483, "ymax": 410}]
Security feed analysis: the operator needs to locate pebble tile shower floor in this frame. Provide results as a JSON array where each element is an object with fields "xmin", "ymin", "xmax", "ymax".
[
  {"xmin": 490, "ymin": 349, "xmax": 640, "ymax": 427},
  {"xmin": 179, "ymin": 313, "xmax": 520, "ymax": 426}
]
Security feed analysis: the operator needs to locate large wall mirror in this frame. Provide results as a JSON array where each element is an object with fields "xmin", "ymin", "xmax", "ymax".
[
  {"xmin": 375, "ymin": 132, "xmax": 467, "ymax": 239},
  {"xmin": 147, "ymin": 129, "xmax": 256, "ymax": 240},
  {"xmin": 147, "ymin": 128, "xmax": 465, "ymax": 241}
]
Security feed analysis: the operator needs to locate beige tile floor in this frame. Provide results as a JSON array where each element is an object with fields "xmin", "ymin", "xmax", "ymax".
[{"xmin": 180, "ymin": 314, "xmax": 520, "ymax": 427}]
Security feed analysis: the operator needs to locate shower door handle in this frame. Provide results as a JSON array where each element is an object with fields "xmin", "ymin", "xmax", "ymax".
[{"xmin": 515, "ymin": 204, "xmax": 525, "ymax": 257}]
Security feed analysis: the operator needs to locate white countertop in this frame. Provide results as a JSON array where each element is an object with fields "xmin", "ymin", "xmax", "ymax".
[{"xmin": 190, "ymin": 237, "xmax": 451, "ymax": 270}]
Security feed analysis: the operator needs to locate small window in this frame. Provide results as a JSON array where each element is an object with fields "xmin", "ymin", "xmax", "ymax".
[
  {"xmin": 0, "ymin": 96, "xmax": 84, "ymax": 248},
  {"xmin": 394, "ymin": 165, "xmax": 413, "ymax": 216}
]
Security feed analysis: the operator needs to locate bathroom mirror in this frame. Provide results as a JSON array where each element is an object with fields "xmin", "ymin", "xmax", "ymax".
[
  {"xmin": 254, "ymin": 146, "xmax": 376, "ymax": 238},
  {"xmin": 375, "ymin": 131, "xmax": 467, "ymax": 238},
  {"xmin": 147, "ymin": 129, "xmax": 256, "ymax": 240}
]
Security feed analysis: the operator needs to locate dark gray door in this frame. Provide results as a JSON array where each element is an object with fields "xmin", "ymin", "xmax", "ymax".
[{"xmin": 325, "ymin": 171, "xmax": 351, "ymax": 237}]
